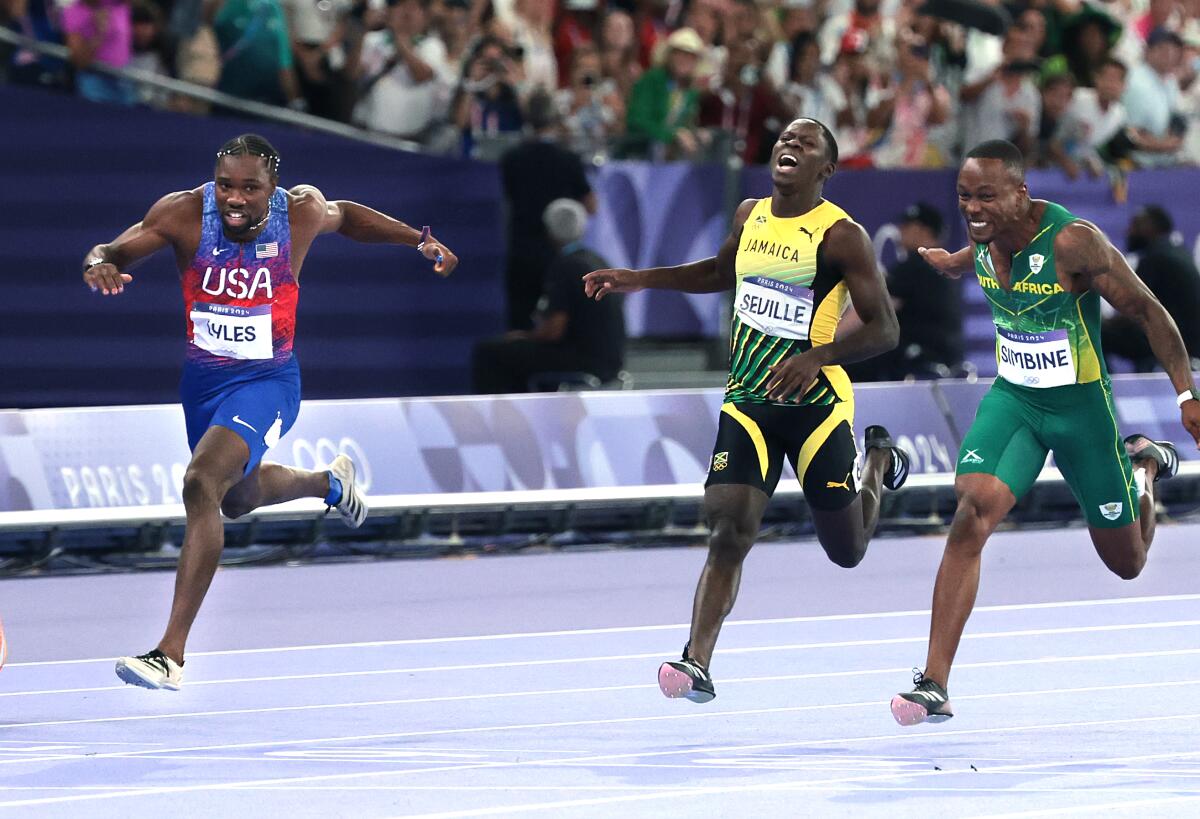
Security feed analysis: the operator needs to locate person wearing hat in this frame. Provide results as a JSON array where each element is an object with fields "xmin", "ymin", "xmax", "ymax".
[
  {"xmin": 623, "ymin": 27, "xmax": 706, "ymax": 159},
  {"xmin": 1060, "ymin": 5, "xmax": 1121, "ymax": 88},
  {"xmin": 1122, "ymin": 27, "xmax": 1186, "ymax": 167}
]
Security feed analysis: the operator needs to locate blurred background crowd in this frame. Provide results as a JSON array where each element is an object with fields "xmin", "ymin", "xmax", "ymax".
[{"xmin": 5, "ymin": 0, "xmax": 1200, "ymax": 172}]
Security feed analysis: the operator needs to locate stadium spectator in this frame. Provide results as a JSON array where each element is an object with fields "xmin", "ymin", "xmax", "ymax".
[
  {"xmin": 211, "ymin": 0, "xmax": 303, "ymax": 109},
  {"xmin": 778, "ymin": 31, "xmax": 845, "ymax": 131},
  {"xmin": 1066, "ymin": 57, "xmax": 1128, "ymax": 172},
  {"xmin": 127, "ymin": 0, "xmax": 174, "ymax": 108},
  {"xmin": 959, "ymin": 25, "xmax": 1042, "ymax": 158},
  {"xmin": 284, "ymin": 0, "xmax": 354, "ymax": 121},
  {"xmin": 868, "ymin": 31, "xmax": 951, "ymax": 168},
  {"xmin": 63, "ymin": 0, "xmax": 135, "ymax": 105},
  {"xmin": 452, "ymin": 35, "xmax": 524, "ymax": 155},
  {"xmin": 699, "ymin": 37, "xmax": 788, "ymax": 164},
  {"xmin": 1060, "ymin": 6, "xmax": 1121, "ymax": 88},
  {"xmin": 354, "ymin": 0, "xmax": 454, "ymax": 141},
  {"xmin": 1035, "ymin": 72, "xmax": 1084, "ymax": 177},
  {"xmin": 1123, "ymin": 26, "xmax": 1186, "ymax": 167},
  {"xmin": 557, "ymin": 42, "xmax": 624, "ymax": 152},
  {"xmin": 598, "ymin": 9, "xmax": 643, "ymax": 98},
  {"xmin": 623, "ymin": 26, "xmax": 704, "ymax": 159}
]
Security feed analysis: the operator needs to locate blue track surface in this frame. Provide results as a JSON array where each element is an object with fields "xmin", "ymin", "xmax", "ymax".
[{"xmin": 3, "ymin": 524, "xmax": 1199, "ymax": 817}]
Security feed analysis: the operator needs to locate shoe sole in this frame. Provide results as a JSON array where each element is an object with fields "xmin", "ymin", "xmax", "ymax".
[
  {"xmin": 115, "ymin": 659, "xmax": 180, "ymax": 691},
  {"xmin": 890, "ymin": 694, "xmax": 952, "ymax": 726},
  {"xmin": 658, "ymin": 663, "xmax": 714, "ymax": 704},
  {"xmin": 330, "ymin": 456, "xmax": 368, "ymax": 529}
]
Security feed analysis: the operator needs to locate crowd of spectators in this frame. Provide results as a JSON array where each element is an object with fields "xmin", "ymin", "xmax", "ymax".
[{"xmin": 5, "ymin": 0, "xmax": 1200, "ymax": 169}]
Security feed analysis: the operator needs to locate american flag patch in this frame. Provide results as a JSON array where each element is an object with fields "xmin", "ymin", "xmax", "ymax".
[{"xmin": 255, "ymin": 242, "xmax": 279, "ymax": 259}]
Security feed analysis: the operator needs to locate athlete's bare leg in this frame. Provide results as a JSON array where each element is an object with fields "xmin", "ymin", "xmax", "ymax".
[
  {"xmin": 1089, "ymin": 457, "xmax": 1159, "ymax": 580},
  {"xmin": 157, "ymin": 427, "xmax": 334, "ymax": 664},
  {"xmin": 809, "ymin": 446, "xmax": 891, "ymax": 568},
  {"xmin": 922, "ymin": 473, "xmax": 1016, "ymax": 689},
  {"xmin": 686, "ymin": 484, "xmax": 771, "ymax": 669}
]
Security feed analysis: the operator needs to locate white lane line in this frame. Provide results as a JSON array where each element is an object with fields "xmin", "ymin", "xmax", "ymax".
[
  {"xmin": 3, "ymin": 678, "xmax": 1199, "ymax": 756},
  {"xmin": 6, "ymin": 644, "xmax": 1200, "ymax": 699},
  {"xmin": 2, "ymin": 714, "xmax": 1197, "ymax": 810},
  {"xmin": 970, "ymin": 794, "xmax": 1200, "ymax": 818},
  {"xmin": 9, "ymin": 592, "xmax": 1200, "ymax": 668},
  {"xmin": 4, "ymin": 620, "xmax": 1198, "ymax": 700}
]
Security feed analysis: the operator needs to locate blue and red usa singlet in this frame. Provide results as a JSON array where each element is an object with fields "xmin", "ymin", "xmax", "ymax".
[
  {"xmin": 181, "ymin": 182, "xmax": 299, "ymax": 373},
  {"xmin": 178, "ymin": 183, "xmax": 302, "ymax": 469}
]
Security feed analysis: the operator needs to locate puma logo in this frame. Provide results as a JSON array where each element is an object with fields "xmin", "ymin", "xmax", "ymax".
[
  {"xmin": 826, "ymin": 472, "xmax": 853, "ymax": 491},
  {"xmin": 798, "ymin": 226, "xmax": 815, "ymax": 241}
]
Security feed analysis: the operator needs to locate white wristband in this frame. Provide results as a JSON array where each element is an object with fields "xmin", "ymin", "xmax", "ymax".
[{"xmin": 1179, "ymin": 389, "xmax": 1199, "ymax": 408}]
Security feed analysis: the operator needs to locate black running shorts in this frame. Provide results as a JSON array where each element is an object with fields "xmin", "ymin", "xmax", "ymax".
[{"xmin": 705, "ymin": 400, "xmax": 859, "ymax": 510}]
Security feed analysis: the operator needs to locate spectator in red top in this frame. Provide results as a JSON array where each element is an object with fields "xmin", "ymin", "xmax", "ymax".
[
  {"xmin": 553, "ymin": 0, "xmax": 600, "ymax": 83},
  {"xmin": 699, "ymin": 37, "xmax": 788, "ymax": 164}
]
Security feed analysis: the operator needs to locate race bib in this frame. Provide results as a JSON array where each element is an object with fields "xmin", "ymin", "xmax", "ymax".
[
  {"xmin": 735, "ymin": 276, "xmax": 815, "ymax": 341},
  {"xmin": 996, "ymin": 327, "xmax": 1075, "ymax": 388},
  {"xmin": 190, "ymin": 302, "xmax": 273, "ymax": 360}
]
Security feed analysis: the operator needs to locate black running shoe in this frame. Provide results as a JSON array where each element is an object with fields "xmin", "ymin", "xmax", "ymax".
[
  {"xmin": 865, "ymin": 425, "xmax": 911, "ymax": 491},
  {"xmin": 658, "ymin": 645, "xmax": 715, "ymax": 703},
  {"xmin": 115, "ymin": 649, "xmax": 183, "ymax": 691},
  {"xmin": 1124, "ymin": 434, "xmax": 1179, "ymax": 481},
  {"xmin": 891, "ymin": 668, "xmax": 953, "ymax": 726}
]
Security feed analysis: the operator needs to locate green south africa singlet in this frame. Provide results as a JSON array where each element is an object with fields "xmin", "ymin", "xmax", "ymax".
[
  {"xmin": 962, "ymin": 201, "xmax": 1138, "ymax": 528},
  {"xmin": 973, "ymin": 201, "xmax": 1108, "ymax": 387},
  {"xmin": 726, "ymin": 198, "xmax": 854, "ymax": 405}
]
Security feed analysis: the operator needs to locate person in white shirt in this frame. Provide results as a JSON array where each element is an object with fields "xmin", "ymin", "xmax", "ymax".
[
  {"xmin": 1064, "ymin": 57, "xmax": 1128, "ymax": 172},
  {"xmin": 353, "ymin": 0, "xmax": 453, "ymax": 140},
  {"xmin": 1123, "ymin": 27, "xmax": 1186, "ymax": 167}
]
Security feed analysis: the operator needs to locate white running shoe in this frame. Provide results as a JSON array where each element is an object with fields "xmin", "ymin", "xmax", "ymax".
[
  {"xmin": 116, "ymin": 649, "xmax": 183, "ymax": 691},
  {"xmin": 327, "ymin": 454, "xmax": 368, "ymax": 528}
]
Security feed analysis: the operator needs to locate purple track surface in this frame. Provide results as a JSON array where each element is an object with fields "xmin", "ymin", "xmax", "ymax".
[{"xmin": 2, "ymin": 524, "xmax": 1199, "ymax": 818}]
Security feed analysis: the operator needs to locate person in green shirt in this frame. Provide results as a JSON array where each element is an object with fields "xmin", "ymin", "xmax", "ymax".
[
  {"xmin": 623, "ymin": 27, "xmax": 705, "ymax": 159},
  {"xmin": 211, "ymin": 0, "xmax": 302, "ymax": 107},
  {"xmin": 891, "ymin": 139, "xmax": 1200, "ymax": 726}
]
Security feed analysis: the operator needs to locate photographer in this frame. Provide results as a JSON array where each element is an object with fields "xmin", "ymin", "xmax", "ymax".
[
  {"xmin": 557, "ymin": 43, "xmax": 624, "ymax": 153},
  {"xmin": 354, "ymin": 0, "xmax": 453, "ymax": 140},
  {"xmin": 960, "ymin": 25, "xmax": 1042, "ymax": 157},
  {"xmin": 452, "ymin": 35, "xmax": 524, "ymax": 155}
]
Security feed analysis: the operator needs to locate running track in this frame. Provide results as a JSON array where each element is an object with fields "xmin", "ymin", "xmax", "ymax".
[{"xmin": 2, "ymin": 523, "xmax": 1199, "ymax": 817}]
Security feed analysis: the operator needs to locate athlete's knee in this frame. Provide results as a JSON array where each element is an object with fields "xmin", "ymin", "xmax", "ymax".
[
  {"xmin": 181, "ymin": 467, "xmax": 224, "ymax": 510},
  {"xmin": 947, "ymin": 493, "xmax": 997, "ymax": 555},
  {"xmin": 827, "ymin": 541, "xmax": 865, "ymax": 569},
  {"xmin": 220, "ymin": 496, "xmax": 255, "ymax": 520},
  {"xmin": 707, "ymin": 514, "xmax": 756, "ymax": 567},
  {"xmin": 1108, "ymin": 550, "xmax": 1145, "ymax": 580}
]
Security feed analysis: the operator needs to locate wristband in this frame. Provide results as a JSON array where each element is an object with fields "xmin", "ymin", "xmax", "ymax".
[
  {"xmin": 84, "ymin": 257, "xmax": 105, "ymax": 271},
  {"xmin": 1179, "ymin": 388, "xmax": 1200, "ymax": 408}
]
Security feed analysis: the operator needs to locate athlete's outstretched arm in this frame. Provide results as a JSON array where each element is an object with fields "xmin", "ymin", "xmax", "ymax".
[
  {"xmin": 583, "ymin": 198, "xmax": 758, "ymax": 299},
  {"xmin": 1060, "ymin": 222, "xmax": 1200, "ymax": 446},
  {"xmin": 293, "ymin": 184, "xmax": 458, "ymax": 275},
  {"xmin": 917, "ymin": 245, "xmax": 974, "ymax": 278},
  {"xmin": 81, "ymin": 192, "xmax": 190, "ymax": 295},
  {"xmin": 764, "ymin": 219, "xmax": 899, "ymax": 401}
]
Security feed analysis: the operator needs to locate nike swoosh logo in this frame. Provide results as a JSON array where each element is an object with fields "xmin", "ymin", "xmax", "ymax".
[
  {"xmin": 232, "ymin": 415, "xmax": 257, "ymax": 433},
  {"xmin": 213, "ymin": 247, "xmax": 226, "ymax": 256}
]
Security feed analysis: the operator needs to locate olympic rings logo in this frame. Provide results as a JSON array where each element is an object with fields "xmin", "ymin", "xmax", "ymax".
[{"xmin": 290, "ymin": 437, "xmax": 373, "ymax": 492}]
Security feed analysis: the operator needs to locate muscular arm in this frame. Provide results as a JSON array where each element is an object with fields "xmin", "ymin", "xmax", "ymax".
[
  {"xmin": 807, "ymin": 219, "xmax": 901, "ymax": 366},
  {"xmin": 1060, "ymin": 222, "xmax": 1197, "ymax": 398},
  {"xmin": 291, "ymin": 184, "xmax": 457, "ymax": 273},
  {"xmin": 583, "ymin": 198, "xmax": 757, "ymax": 299},
  {"xmin": 81, "ymin": 191, "xmax": 195, "ymax": 294}
]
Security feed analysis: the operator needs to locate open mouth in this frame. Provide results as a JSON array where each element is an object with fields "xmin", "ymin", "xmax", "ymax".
[
  {"xmin": 968, "ymin": 220, "xmax": 989, "ymax": 231},
  {"xmin": 223, "ymin": 210, "xmax": 249, "ymax": 228},
  {"xmin": 777, "ymin": 153, "xmax": 799, "ymax": 169}
]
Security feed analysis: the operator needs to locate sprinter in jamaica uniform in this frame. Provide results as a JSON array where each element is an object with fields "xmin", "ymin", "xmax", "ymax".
[
  {"xmin": 891, "ymin": 140, "xmax": 1200, "ymax": 726},
  {"xmin": 584, "ymin": 118, "xmax": 911, "ymax": 703}
]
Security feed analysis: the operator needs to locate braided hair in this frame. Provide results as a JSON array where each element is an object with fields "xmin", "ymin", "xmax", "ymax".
[{"xmin": 215, "ymin": 134, "xmax": 281, "ymax": 178}]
